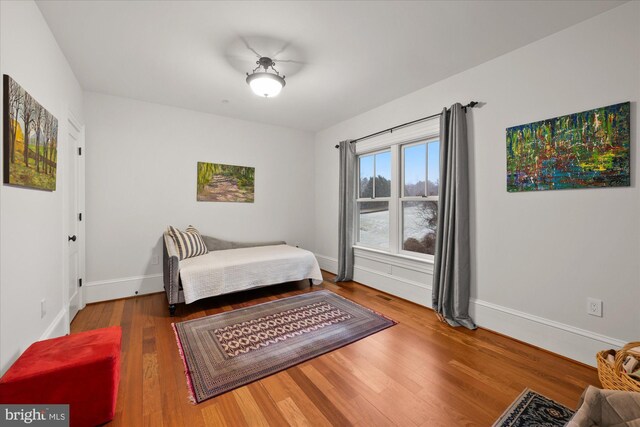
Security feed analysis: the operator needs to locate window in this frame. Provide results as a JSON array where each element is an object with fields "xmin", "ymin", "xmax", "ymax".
[
  {"xmin": 357, "ymin": 151, "xmax": 391, "ymax": 249},
  {"xmin": 355, "ymin": 134, "xmax": 440, "ymax": 260},
  {"xmin": 401, "ymin": 140, "xmax": 439, "ymax": 255}
]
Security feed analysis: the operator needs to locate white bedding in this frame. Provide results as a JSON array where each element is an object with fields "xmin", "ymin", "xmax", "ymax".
[{"xmin": 178, "ymin": 244, "xmax": 323, "ymax": 304}]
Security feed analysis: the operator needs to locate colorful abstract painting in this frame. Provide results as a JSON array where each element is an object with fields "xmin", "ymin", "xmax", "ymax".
[
  {"xmin": 3, "ymin": 75, "xmax": 59, "ymax": 191},
  {"xmin": 197, "ymin": 161, "xmax": 255, "ymax": 202},
  {"xmin": 506, "ymin": 102, "xmax": 630, "ymax": 192}
]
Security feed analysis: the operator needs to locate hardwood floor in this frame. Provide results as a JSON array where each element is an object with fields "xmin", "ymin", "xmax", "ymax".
[{"xmin": 71, "ymin": 271, "xmax": 599, "ymax": 426}]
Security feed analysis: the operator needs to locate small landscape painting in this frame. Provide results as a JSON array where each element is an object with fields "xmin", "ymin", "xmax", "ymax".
[
  {"xmin": 197, "ymin": 161, "xmax": 255, "ymax": 202},
  {"xmin": 506, "ymin": 102, "xmax": 630, "ymax": 192},
  {"xmin": 3, "ymin": 75, "xmax": 59, "ymax": 191}
]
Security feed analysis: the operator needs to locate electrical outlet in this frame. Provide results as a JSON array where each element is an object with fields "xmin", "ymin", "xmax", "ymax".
[
  {"xmin": 41, "ymin": 299, "xmax": 46, "ymax": 318},
  {"xmin": 151, "ymin": 255, "xmax": 159, "ymax": 265},
  {"xmin": 587, "ymin": 298, "xmax": 603, "ymax": 317}
]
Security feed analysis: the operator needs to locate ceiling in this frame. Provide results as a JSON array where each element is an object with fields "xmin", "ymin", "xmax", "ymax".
[{"xmin": 37, "ymin": 1, "xmax": 625, "ymax": 132}]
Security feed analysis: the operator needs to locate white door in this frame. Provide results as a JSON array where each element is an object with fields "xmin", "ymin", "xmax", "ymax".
[{"xmin": 67, "ymin": 116, "xmax": 84, "ymax": 322}]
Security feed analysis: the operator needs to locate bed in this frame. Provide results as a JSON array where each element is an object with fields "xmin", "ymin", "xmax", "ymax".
[{"xmin": 162, "ymin": 233, "xmax": 323, "ymax": 315}]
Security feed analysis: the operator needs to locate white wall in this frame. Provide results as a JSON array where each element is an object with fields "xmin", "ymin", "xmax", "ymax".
[
  {"xmin": 314, "ymin": 2, "xmax": 640, "ymax": 365},
  {"xmin": 83, "ymin": 93, "xmax": 316, "ymax": 302},
  {"xmin": 0, "ymin": 1, "xmax": 84, "ymax": 374},
  {"xmin": 3, "ymin": 1, "xmax": 635, "ymax": 373}
]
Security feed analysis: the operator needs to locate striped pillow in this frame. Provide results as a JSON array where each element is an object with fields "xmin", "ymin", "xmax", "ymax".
[{"xmin": 167, "ymin": 225, "xmax": 208, "ymax": 260}]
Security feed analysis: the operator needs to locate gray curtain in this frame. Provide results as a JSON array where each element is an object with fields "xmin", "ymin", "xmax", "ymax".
[
  {"xmin": 335, "ymin": 140, "xmax": 356, "ymax": 282},
  {"xmin": 432, "ymin": 104, "xmax": 477, "ymax": 329}
]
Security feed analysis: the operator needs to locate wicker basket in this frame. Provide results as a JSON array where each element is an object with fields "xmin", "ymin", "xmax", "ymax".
[{"xmin": 596, "ymin": 341, "xmax": 640, "ymax": 392}]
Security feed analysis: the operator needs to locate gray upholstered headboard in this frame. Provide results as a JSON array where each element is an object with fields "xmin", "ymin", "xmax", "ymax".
[{"xmin": 202, "ymin": 236, "xmax": 286, "ymax": 252}]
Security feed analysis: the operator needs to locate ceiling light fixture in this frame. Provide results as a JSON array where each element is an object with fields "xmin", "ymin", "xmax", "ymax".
[{"xmin": 246, "ymin": 57, "xmax": 286, "ymax": 98}]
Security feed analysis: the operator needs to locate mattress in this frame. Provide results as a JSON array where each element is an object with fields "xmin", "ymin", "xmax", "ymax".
[{"xmin": 178, "ymin": 244, "xmax": 323, "ymax": 304}]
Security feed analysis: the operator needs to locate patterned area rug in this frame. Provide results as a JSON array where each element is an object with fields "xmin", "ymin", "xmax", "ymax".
[
  {"xmin": 173, "ymin": 290, "xmax": 396, "ymax": 403},
  {"xmin": 493, "ymin": 388, "xmax": 575, "ymax": 427}
]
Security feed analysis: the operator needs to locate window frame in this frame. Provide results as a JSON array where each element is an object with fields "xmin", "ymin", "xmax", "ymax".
[
  {"xmin": 399, "ymin": 138, "xmax": 439, "ymax": 259},
  {"xmin": 356, "ymin": 148, "xmax": 392, "ymax": 251},
  {"xmin": 353, "ymin": 122, "xmax": 440, "ymax": 261}
]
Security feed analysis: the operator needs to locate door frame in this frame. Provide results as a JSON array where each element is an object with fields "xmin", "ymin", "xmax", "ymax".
[{"xmin": 62, "ymin": 110, "xmax": 85, "ymax": 328}]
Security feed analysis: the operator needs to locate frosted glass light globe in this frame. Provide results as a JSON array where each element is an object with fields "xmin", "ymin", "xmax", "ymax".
[{"xmin": 246, "ymin": 73, "xmax": 285, "ymax": 97}]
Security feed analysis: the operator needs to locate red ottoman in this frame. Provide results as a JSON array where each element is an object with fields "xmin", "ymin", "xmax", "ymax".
[{"xmin": 0, "ymin": 326, "xmax": 122, "ymax": 427}]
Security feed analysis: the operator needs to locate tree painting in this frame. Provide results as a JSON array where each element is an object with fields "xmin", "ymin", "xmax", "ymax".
[
  {"xmin": 507, "ymin": 102, "xmax": 630, "ymax": 192},
  {"xmin": 3, "ymin": 75, "xmax": 58, "ymax": 191},
  {"xmin": 197, "ymin": 161, "xmax": 255, "ymax": 202}
]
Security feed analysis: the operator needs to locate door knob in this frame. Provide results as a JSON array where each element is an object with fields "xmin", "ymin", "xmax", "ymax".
[{"xmin": 68, "ymin": 235, "xmax": 77, "ymax": 242}]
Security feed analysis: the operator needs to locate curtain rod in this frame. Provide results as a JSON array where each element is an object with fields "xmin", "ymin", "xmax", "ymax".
[{"xmin": 334, "ymin": 101, "xmax": 479, "ymax": 148}]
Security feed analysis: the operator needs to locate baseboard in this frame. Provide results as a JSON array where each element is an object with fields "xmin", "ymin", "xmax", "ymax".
[
  {"xmin": 84, "ymin": 273, "xmax": 164, "ymax": 303},
  {"xmin": 40, "ymin": 308, "xmax": 68, "ymax": 341},
  {"xmin": 315, "ymin": 254, "xmax": 338, "ymax": 273},
  {"xmin": 314, "ymin": 252, "xmax": 626, "ymax": 367},
  {"xmin": 470, "ymin": 298, "xmax": 626, "ymax": 366}
]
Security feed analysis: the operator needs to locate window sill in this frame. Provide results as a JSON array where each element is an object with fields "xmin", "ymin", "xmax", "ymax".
[{"xmin": 353, "ymin": 245, "xmax": 434, "ymax": 274}]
